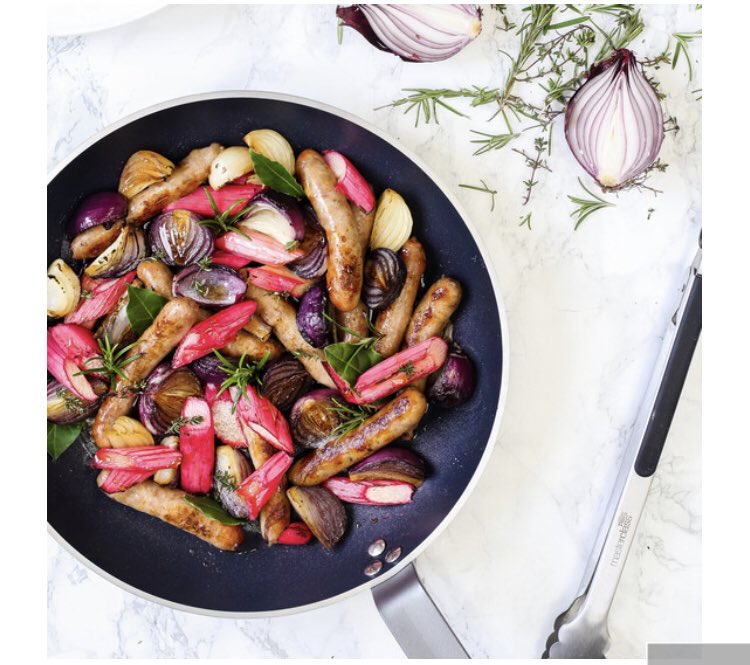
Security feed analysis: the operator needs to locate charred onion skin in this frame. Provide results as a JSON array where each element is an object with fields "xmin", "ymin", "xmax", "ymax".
[{"xmin": 286, "ymin": 485, "xmax": 347, "ymax": 549}]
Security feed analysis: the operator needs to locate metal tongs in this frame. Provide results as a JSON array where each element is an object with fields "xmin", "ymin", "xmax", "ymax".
[{"xmin": 543, "ymin": 235, "xmax": 702, "ymax": 658}]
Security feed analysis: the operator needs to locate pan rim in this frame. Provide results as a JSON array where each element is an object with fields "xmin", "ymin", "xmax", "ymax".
[{"xmin": 47, "ymin": 90, "xmax": 510, "ymax": 619}]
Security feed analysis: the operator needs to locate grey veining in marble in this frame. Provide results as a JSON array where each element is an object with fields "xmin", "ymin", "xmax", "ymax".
[{"xmin": 48, "ymin": 4, "xmax": 701, "ymax": 658}]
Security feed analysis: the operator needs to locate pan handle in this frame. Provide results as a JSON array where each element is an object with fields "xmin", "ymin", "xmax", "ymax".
[{"xmin": 371, "ymin": 562, "xmax": 469, "ymax": 658}]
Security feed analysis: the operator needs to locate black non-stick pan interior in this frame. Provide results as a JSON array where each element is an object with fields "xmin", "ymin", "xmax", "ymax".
[{"xmin": 47, "ymin": 96, "xmax": 503, "ymax": 613}]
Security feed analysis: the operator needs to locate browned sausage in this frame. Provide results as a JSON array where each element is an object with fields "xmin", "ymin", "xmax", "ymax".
[
  {"xmin": 351, "ymin": 201, "xmax": 375, "ymax": 255},
  {"xmin": 244, "ymin": 428, "xmax": 291, "ymax": 545},
  {"xmin": 126, "ymin": 143, "xmax": 223, "ymax": 224},
  {"xmin": 296, "ymin": 149, "xmax": 362, "ymax": 312},
  {"xmin": 93, "ymin": 297, "xmax": 201, "ymax": 447},
  {"xmin": 374, "ymin": 238, "xmax": 426, "ymax": 357},
  {"xmin": 136, "ymin": 259, "xmax": 173, "ymax": 299},
  {"xmin": 71, "ymin": 222, "xmax": 124, "ymax": 260},
  {"xmin": 334, "ymin": 302, "xmax": 369, "ymax": 343},
  {"xmin": 219, "ymin": 329, "xmax": 283, "ymax": 362},
  {"xmin": 246, "ymin": 283, "xmax": 335, "ymax": 388},
  {"xmin": 288, "ymin": 388, "xmax": 428, "ymax": 486},
  {"xmin": 405, "ymin": 276, "xmax": 462, "ymax": 347},
  {"xmin": 104, "ymin": 479, "xmax": 244, "ymax": 551}
]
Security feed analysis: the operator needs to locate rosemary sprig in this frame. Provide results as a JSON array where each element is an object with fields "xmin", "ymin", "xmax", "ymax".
[
  {"xmin": 323, "ymin": 311, "xmax": 381, "ymax": 345},
  {"xmin": 167, "ymin": 414, "xmax": 205, "ymax": 435},
  {"xmin": 76, "ymin": 333, "xmax": 143, "ymax": 392},
  {"xmin": 568, "ymin": 178, "xmax": 615, "ymax": 229},
  {"xmin": 213, "ymin": 349, "xmax": 271, "ymax": 411},
  {"xmin": 459, "ymin": 180, "xmax": 497, "ymax": 211},
  {"xmin": 197, "ymin": 187, "xmax": 254, "ymax": 240},
  {"xmin": 328, "ymin": 399, "xmax": 377, "ymax": 439},
  {"xmin": 672, "ymin": 30, "xmax": 701, "ymax": 81}
]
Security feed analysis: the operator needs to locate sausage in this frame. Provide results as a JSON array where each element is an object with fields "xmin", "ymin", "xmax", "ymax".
[
  {"xmin": 246, "ymin": 283, "xmax": 335, "ymax": 388},
  {"xmin": 288, "ymin": 388, "xmax": 428, "ymax": 486},
  {"xmin": 219, "ymin": 329, "xmax": 283, "ymax": 362},
  {"xmin": 351, "ymin": 201, "xmax": 375, "ymax": 255},
  {"xmin": 136, "ymin": 259, "xmax": 173, "ymax": 299},
  {"xmin": 374, "ymin": 237, "xmax": 426, "ymax": 357},
  {"xmin": 404, "ymin": 276, "xmax": 462, "ymax": 347},
  {"xmin": 104, "ymin": 479, "xmax": 244, "ymax": 551},
  {"xmin": 70, "ymin": 222, "xmax": 123, "ymax": 260},
  {"xmin": 93, "ymin": 297, "xmax": 201, "ymax": 447},
  {"xmin": 334, "ymin": 302, "xmax": 369, "ymax": 343},
  {"xmin": 296, "ymin": 149, "xmax": 362, "ymax": 312},
  {"xmin": 244, "ymin": 429, "xmax": 291, "ymax": 545},
  {"xmin": 126, "ymin": 143, "xmax": 223, "ymax": 224}
]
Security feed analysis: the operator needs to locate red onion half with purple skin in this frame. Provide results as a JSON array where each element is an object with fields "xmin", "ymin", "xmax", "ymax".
[
  {"xmin": 172, "ymin": 264, "xmax": 246, "ymax": 306},
  {"xmin": 336, "ymin": 4, "xmax": 482, "ymax": 63},
  {"xmin": 147, "ymin": 210, "xmax": 214, "ymax": 266},
  {"xmin": 67, "ymin": 192, "xmax": 127, "ymax": 239},
  {"xmin": 565, "ymin": 49, "xmax": 664, "ymax": 189}
]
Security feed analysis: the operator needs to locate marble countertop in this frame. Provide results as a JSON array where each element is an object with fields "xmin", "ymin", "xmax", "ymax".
[{"xmin": 47, "ymin": 4, "xmax": 702, "ymax": 658}]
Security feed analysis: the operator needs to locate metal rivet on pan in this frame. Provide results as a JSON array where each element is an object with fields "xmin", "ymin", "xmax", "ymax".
[
  {"xmin": 368, "ymin": 539, "xmax": 386, "ymax": 557},
  {"xmin": 384, "ymin": 547, "xmax": 402, "ymax": 564},
  {"xmin": 364, "ymin": 560, "xmax": 383, "ymax": 577}
]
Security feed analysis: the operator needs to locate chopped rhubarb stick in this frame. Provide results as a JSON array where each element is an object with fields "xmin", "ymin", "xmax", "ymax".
[
  {"xmin": 246, "ymin": 265, "xmax": 313, "ymax": 299},
  {"xmin": 236, "ymin": 387, "xmax": 293, "ymax": 454},
  {"xmin": 353, "ymin": 336, "xmax": 448, "ymax": 403},
  {"xmin": 46, "ymin": 329, "xmax": 97, "ymax": 402},
  {"xmin": 172, "ymin": 300, "xmax": 256, "ymax": 368},
  {"xmin": 65, "ymin": 271, "xmax": 136, "ymax": 325},
  {"xmin": 48, "ymin": 323, "xmax": 100, "ymax": 370},
  {"xmin": 323, "ymin": 477, "xmax": 415, "ymax": 505},
  {"xmin": 321, "ymin": 361, "xmax": 361, "ymax": 404},
  {"xmin": 236, "ymin": 452, "xmax": 293, "ymax": 520},
  {"xmin": 178, "ymin": 397, "xmax": 214, "ymax": 494},
  {"xmin": 98, "ymin": 469, "xmax": 152, "ymax": 493},
  {"xmin": 94, "ymin": 445, "xmax": 182, "ymax": 471},
  {"xmin": 276, "ymin": 522, "xmax": 313, "ymax": 546},
  {"xmin": 215, "ymin": 230, "xmax": 304, "ymax": 266},
  {"xmin": 205, "ymin": 383, "xmax": 247, "ymax": 448},
  {"xmin": 322, "ymin": 150, "xmax": 374, "ymax": 213},
  {"xmin": 211, "ymin": 250, "xmax": 252, "ymax": 269},
  {"xmin": 164, "ymin": 184, "xmax": 263, "ymax": 217}
]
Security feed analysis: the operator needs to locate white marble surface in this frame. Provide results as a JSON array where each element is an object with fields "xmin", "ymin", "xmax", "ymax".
[{"xmin": 47, "ymin": 4, "xmax": 702, "ymax": 658}]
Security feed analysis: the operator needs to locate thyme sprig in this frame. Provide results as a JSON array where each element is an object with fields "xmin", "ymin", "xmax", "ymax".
[
  {"xmin": 198, "ymin": 187, "xmax": 254, "ymax": 240},
  {"xmin": 76, "ymin": 333, "xmax": 143, "ymax": 392},
  {"xmin": 328, "ymin": 399, "xmax": 378, "ymax": 439},
  {"xmin": 213, "ymin": 349, "xmax": 271, "ymax": 411}
]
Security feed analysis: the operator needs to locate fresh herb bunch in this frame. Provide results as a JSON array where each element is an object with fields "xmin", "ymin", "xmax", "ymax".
[
  {"xmin": 328, "ymin": 399, "xmax": 378, "ymax": 439},
  {"xmin": 198, "ymin": 187, "xmax": 254, "ymax": 239},
  {"xmin": 76, "ymin": 332, "xmax": 143, "ymax": 392},
  {"xmin": 385, "ymin": 5, "xmax": 700, "ymax": 228},
  {"xmin": 213, "ymin": 350, "xmax": 271, "ymax": 411}
]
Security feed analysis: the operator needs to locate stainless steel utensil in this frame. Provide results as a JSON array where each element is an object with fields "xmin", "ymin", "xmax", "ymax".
[{"xmin": 543, "ymin": 238, "xmax": 702, "ymax": 659}]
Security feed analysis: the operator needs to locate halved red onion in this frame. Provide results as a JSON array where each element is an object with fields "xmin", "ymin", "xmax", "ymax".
[
  {"xmin": 349, "ymin": 447, "xmax": 425, "ymax": 486},
  {"xmin": 172, "ymin": 264, "xmax": 246, "ymax": 306},
  {"xmin": 147, "ymin": 210, "xmax": 214, "ymax": 266},
  {"xmin": 67, "ymin": 192, "xmax": 127, "ymax": 239},
  {"xmin": 261, "ymin": 355, "xmax": 314, "ymax": 412},
  {"xmin": 337, "ymin": 4, "xmax": 482, "ymax": 63},
  {"xmin": 238, "ymin": 190, "xmax": 306, "ymax": 246},
  {"xmin": 47, "ymin": 379, "xmax": 101, "ymax": 424},
  {"xmin": 191, "ymin": 354, "xmax": 235, "ymax": 385},
  {"xmin": 288, "ymin": 211, "xmax": 327, "ymax": 279},
  {"xmin": 85, "ymin": 225, "xmax": 146, "ymax": 278},
  {"xmin": 565, "ymin": 49, "xmax": 664, "ymax": 189},
  {"xmin": 139, "ymin": 363, "xmax": 203, "ymax": 435},
  {"xmin": 289, "ymin": 388, "xmax": 342, "ymax": 449}
]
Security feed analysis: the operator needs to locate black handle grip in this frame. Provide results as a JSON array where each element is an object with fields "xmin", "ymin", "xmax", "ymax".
[{"xmin": 635, "ymin": 273, "xmax": 702, "ymax": 477}]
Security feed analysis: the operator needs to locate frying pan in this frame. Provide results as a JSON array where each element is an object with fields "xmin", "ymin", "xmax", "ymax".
[{"xmin": 47, "ymin": 92, "xmax": 509, "ymax": 657}]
